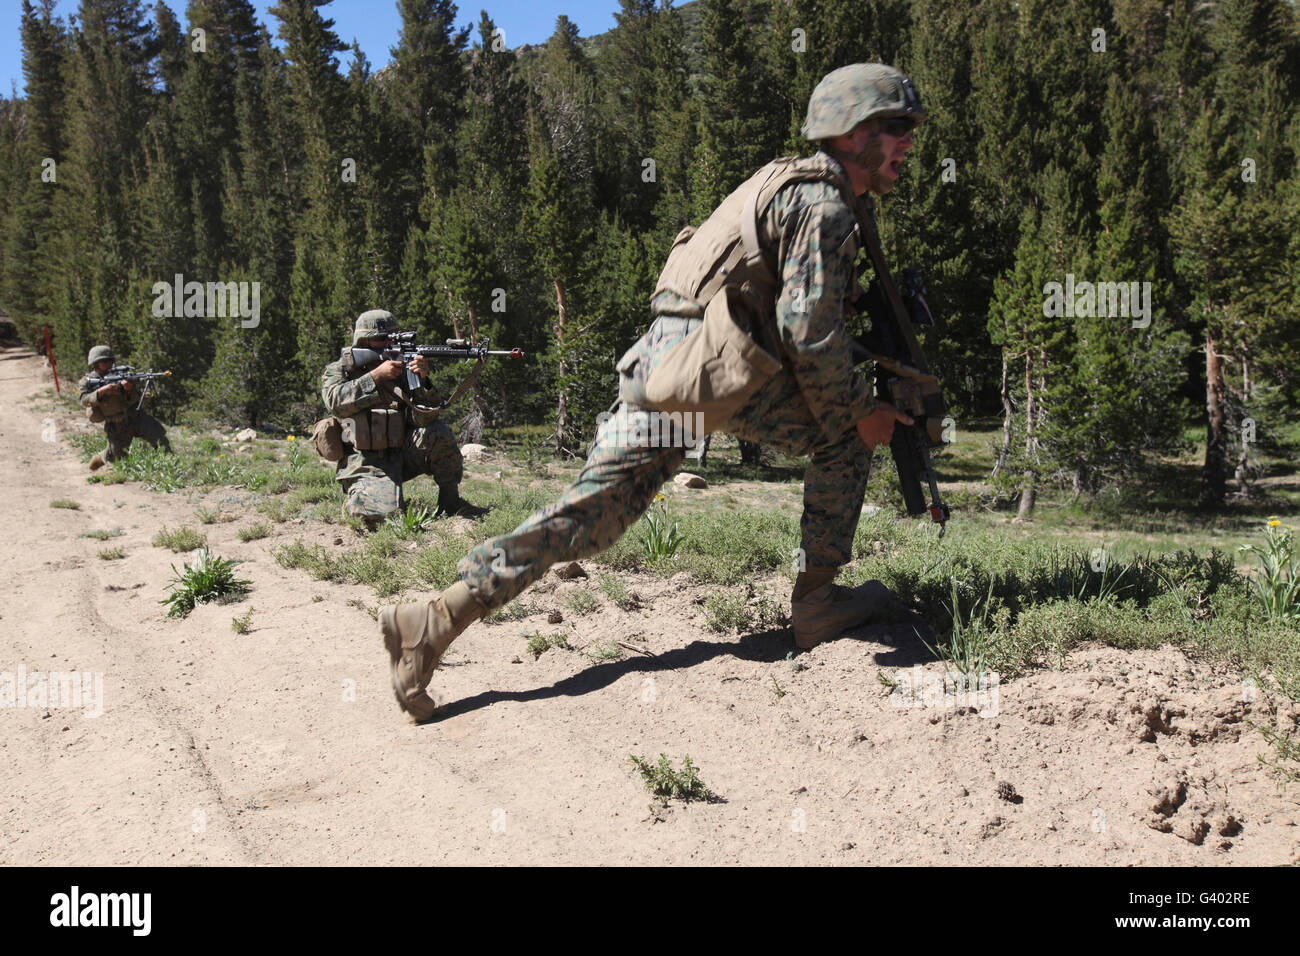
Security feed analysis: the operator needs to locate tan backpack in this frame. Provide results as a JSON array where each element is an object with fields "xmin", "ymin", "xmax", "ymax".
[{"xmin": 634, "ymin": 155, "xmax": 864, "ymax": 433}]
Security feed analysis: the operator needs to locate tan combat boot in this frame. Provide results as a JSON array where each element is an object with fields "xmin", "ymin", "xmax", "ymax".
[
  {"xmin": 379, "ymin": 580, "xmax": 486, "ymax": 722},
  {"xmin": 791, "ymin": 566, "xmax": 896, "ymax": 650},
  {"xmin": 89, "ymin": 453, "xmax": 106, "ymax": 472}
]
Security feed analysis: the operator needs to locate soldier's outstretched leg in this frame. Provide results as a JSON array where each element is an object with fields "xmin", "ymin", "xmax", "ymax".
[{"xmin": 380, "ymin": 402, "xmax": 686, "ymax": 721}]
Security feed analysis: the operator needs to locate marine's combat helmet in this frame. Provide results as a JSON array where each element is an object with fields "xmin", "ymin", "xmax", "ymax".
[
  {"xmin": 87, "ymin": 345, "xmax": 114, "ymax": 367},
  {"xmin": 352, "ymin": 309, "xmax": 398, "ymax": 345},
  {"xmin": 801, "ymin": 64, "xmax": 924, "ymax": 142}
]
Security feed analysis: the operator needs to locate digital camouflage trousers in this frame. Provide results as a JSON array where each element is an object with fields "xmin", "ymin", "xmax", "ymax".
[
  {"xmin": 339, "ymin": 421, "xmax": 462, "ymax": 519},
  {"xmin": 102, "ymin": 410, "xmax": 171, "ymax": 462},
  {"xmin": 458, "ymin": 319, "xmax": 871, "ymax": 611}
]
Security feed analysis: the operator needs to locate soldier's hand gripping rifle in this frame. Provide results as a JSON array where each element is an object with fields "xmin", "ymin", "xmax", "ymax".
[
  {"xmin": 85, "ymin": 365, "xmax": 172, "ymax": 411},
  {"xmin": 849, "ymin": 265, "xmax": 951, "ymax": 535},
  {"xmin": 342, "ymin": 334, "xmax": 525, "ymax": 415}
]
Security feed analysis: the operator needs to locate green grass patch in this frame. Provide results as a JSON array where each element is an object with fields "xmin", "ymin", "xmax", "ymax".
[
  {"xmin": 231, "ymin": 606, "xmax": 254, "ymax": 634},
  {"xmin": 153, "ymin": 526, "xmax": 207, "ymax": 552},
  {"xmin": 162, "ymin": 548, "xmax": 251, "ymax": 618},
  {"xmin": 629, "ymin": 754, "xmax": 715, "ymax": 804},
  {"xmin": 49, "ymin": 498, "xmax": 80, "ymax": 510},
  {"xmin": 585, "ymin": 641, "xmax": 623, "ymax": 661},
  {"xmin": 195, "ymin": 504, "xmax": 238, "ymax": 524},
  {"xmin": 704, "ymin": 588, "xmax": 786, "ymax": 633},
  {"xmin": 386, "ymin": 504, "xmax": 434, "ymax": 538},
  {"xmin": 486, "ymin": 600, "xmax": 537, "ymax": 623},
  {"xmin": 97, "ymin": 546, "xmax": 126, "ymax": 560},
  {"xmin": 66, "ymin": 431, "xmax": 103, "ymax": 460},
  {"xmin": 566, "ymin": 590, "xmax": 599, "ymax": 616},
  {"xmin": 256, "ymin": 497, "xmax": 295, "ymax": 523},
  {"xmin": 597, "ymin": 573, "xmax": 640, "ymax": 610},
  {"xmin": 525, "ymin": 630, "xmax": 570, "ymax": 659},
  {"xmin": 238, "ymin": 521, "xmax": 272, "ymax": 542},
  {"xmin": 79, "ymin": 528, "xmax": 122, "ymax": 540}
]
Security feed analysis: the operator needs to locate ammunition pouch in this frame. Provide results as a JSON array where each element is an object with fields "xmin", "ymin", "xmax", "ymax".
[
  {"xmin": 312, "ymin": 417, "xmax": 346, "ymax": 462},
  {"xmin": 343, "ymin": 407, "xmax": 405, "ymax": 452}
]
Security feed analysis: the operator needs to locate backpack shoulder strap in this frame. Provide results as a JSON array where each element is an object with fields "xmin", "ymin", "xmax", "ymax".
[{"xmin": 739, "ymin": 155, "xmax": 861, "ymax": 286}]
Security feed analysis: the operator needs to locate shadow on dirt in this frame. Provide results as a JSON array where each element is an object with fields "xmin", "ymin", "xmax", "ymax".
[{"xmin": 432, "ymin": 616, "xmax": 938, "ymax": 722}]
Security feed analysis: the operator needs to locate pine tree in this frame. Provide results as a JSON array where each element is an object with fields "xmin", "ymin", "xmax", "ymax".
[
  {"xmin": 886, "ymin": 0, "xmax": 994, "ymax": 415},
  {"xmin": 526, "ymin": 65, "xmax": 595, "ymax": 452},
  {"xmin": 196, "ymin": 28, "xmax": 302, "ymax": 426},
  {"xmin": 46, "ymin": 0, "xmax": 158, "ymax": 375},
  {"xmin": 690, "ymin": 0, "xmax": 777, "ymax": 219},
  {"xmin": 1061, "ymin": 73, "xmax": 1188, "ymax": 492},
  {"xmin": 646, "ymin": 1, "xmax": 696, "ymax": 260},
  {"xmin": 2, "ymin": 0, "xmax": 68, "ymax": 342},
  {"xmin": 594, "ymin": 1, "xmax": 659, "ymax": 230},
  {"xmin": 987, "ymin": 168, "xmax": 1081, "ymax": 516},
  {"xmin": 388, "ymin": 0, "xmax": 469, "ymax": 203},
  {"xmin": 269, "ymin": 0, "xmax": 352, "ymax": 398}
]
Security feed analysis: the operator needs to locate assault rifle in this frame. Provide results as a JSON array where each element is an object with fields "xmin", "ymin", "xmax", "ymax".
[
  {"xmin": 342, "ymin": 334, "xmax": 525, "ymax": 413},
  {"xmin": 85, "ymin": 366, "xmax": 171, "ymax": 411},
  {"xmin": 849, "ymin": 266, "xmax": 950, "ymax": 535}
]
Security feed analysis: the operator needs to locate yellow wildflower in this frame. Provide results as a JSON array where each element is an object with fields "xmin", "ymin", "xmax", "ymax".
[
  {"xmin": 655, "ymin": 493, "xmax": 666, "ymax": 502},
  {"xmin": 1269, "ymin": 519, "xmax": 1281, "ymax": 527},
  {"xmin": 287, "ymin": 435, "xmax": 297, "ymax": 442}
]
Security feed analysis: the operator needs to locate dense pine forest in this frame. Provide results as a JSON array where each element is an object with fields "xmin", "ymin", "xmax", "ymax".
[{"xmin": 2, "ymin": 0, "xmax": 1298, "ymax": 513}]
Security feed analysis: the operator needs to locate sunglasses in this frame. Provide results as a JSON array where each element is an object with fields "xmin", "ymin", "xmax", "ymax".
[{"xmin": 878, "ymin": 116, "xmax": 916, "ymax": 137}]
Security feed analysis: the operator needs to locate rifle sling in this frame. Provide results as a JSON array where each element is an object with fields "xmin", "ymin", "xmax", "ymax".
[
  {"xmin": 860, "ymin": 206, "xmax": 932, "ymax": 374},
  {"xmin": 376, "ymin": 357, "xmax": 485, "ymax": 417}
]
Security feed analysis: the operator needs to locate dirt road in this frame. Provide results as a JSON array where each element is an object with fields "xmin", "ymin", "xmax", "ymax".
[{"xmin": 2, "ymin": 345, "xmax": 1296, "ymax": 865}]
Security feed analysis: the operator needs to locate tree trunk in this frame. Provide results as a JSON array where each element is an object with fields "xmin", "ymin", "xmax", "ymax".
[
  {"xmin": 1017, "ymin": 349, "xmax": 1037, "ymax": 519},
  {"xmin": 738, "ymin": 439, "xmax": 763, "ymax": 465},
  {"xmin": 444, "ymin": 289, "xmax": 462, "ymax": 340},
  {"xmin": 1201, "ymin": 326, "xmax": 1226, "ymax": 506},
  {"xmin": 553, "ymin": 277, "xmax": 569, "ymax": 453},
  {"xmin": 466, "ymin": 302, "xmax": 480, "ymax": 342},
  {"xmin": 991, "ymin": 354, "xmax": 1012, "ymax": 480},
  {"xmin": 1234, "ymin": 345, "xmax": 1252, "ymax": 498}
]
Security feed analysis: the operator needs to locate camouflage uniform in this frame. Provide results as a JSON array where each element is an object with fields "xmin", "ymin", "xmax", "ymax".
[
  {"xmin": 457, "ymin": 152, "xmax": 878, "ymax": 609},
  {"xmin": 320, "ymin": 359, "xmax": 464, "ymax": 520},
  {"xmin": 78, "ymin": 347, "xmax": 171, "ymax": 462},
  {"xmin": 379, "ymin": 63, "xmax": 927, "ymax": 722}
]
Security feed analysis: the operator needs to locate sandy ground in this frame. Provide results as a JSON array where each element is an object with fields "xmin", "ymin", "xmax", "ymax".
[{"xmin": 2, "ymin": 343, "xmax": 1298, "ymax": 866}]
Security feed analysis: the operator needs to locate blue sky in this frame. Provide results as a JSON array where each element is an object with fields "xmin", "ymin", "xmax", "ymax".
[{"xmin": 2, "ymin": 0, "xmax": 626, "ymax": 96}]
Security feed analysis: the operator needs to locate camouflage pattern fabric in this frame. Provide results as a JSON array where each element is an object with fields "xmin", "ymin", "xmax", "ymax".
[
  {"xmin": 77, "ymin": 374, "xmax": 171, "ymax": 461},
  {"xmin": 320, "ymin": 358, "xmax": 463, "ymax": 520},
  {"xmin": 459, "ymin": 154, "xmax": 873, "ymax": 609},
  {"xmin": 102, "ymin": 411, "xmax": 171, "ymax": 461}
]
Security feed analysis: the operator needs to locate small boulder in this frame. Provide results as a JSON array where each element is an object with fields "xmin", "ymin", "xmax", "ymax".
[
  {"xmin": 461, "ymin": 443, "xmax": 487, "ymax": 462},
  {"xmin": 554, "ymin": 561, "xmax": 587, "ymax": 580},
  {"xmin": 674, "ymin": 472, "xmax": 708, "ymax": 489},
  {"xmin": 235, "ymin": 428, "xmax": 257, "ymax": 442}
]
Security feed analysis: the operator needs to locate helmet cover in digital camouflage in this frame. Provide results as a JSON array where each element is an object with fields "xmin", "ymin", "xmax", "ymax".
[
  {"xmin": 87, "ymin": 345, "xmax": 114, "ymax": 367},
  {"xmin": 801, "ymin": 64, "xmax": 924, "ymax": 141},
  {"xmin": 353, "ymin": 309, "xmax": 398, "ymax": 345}
]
